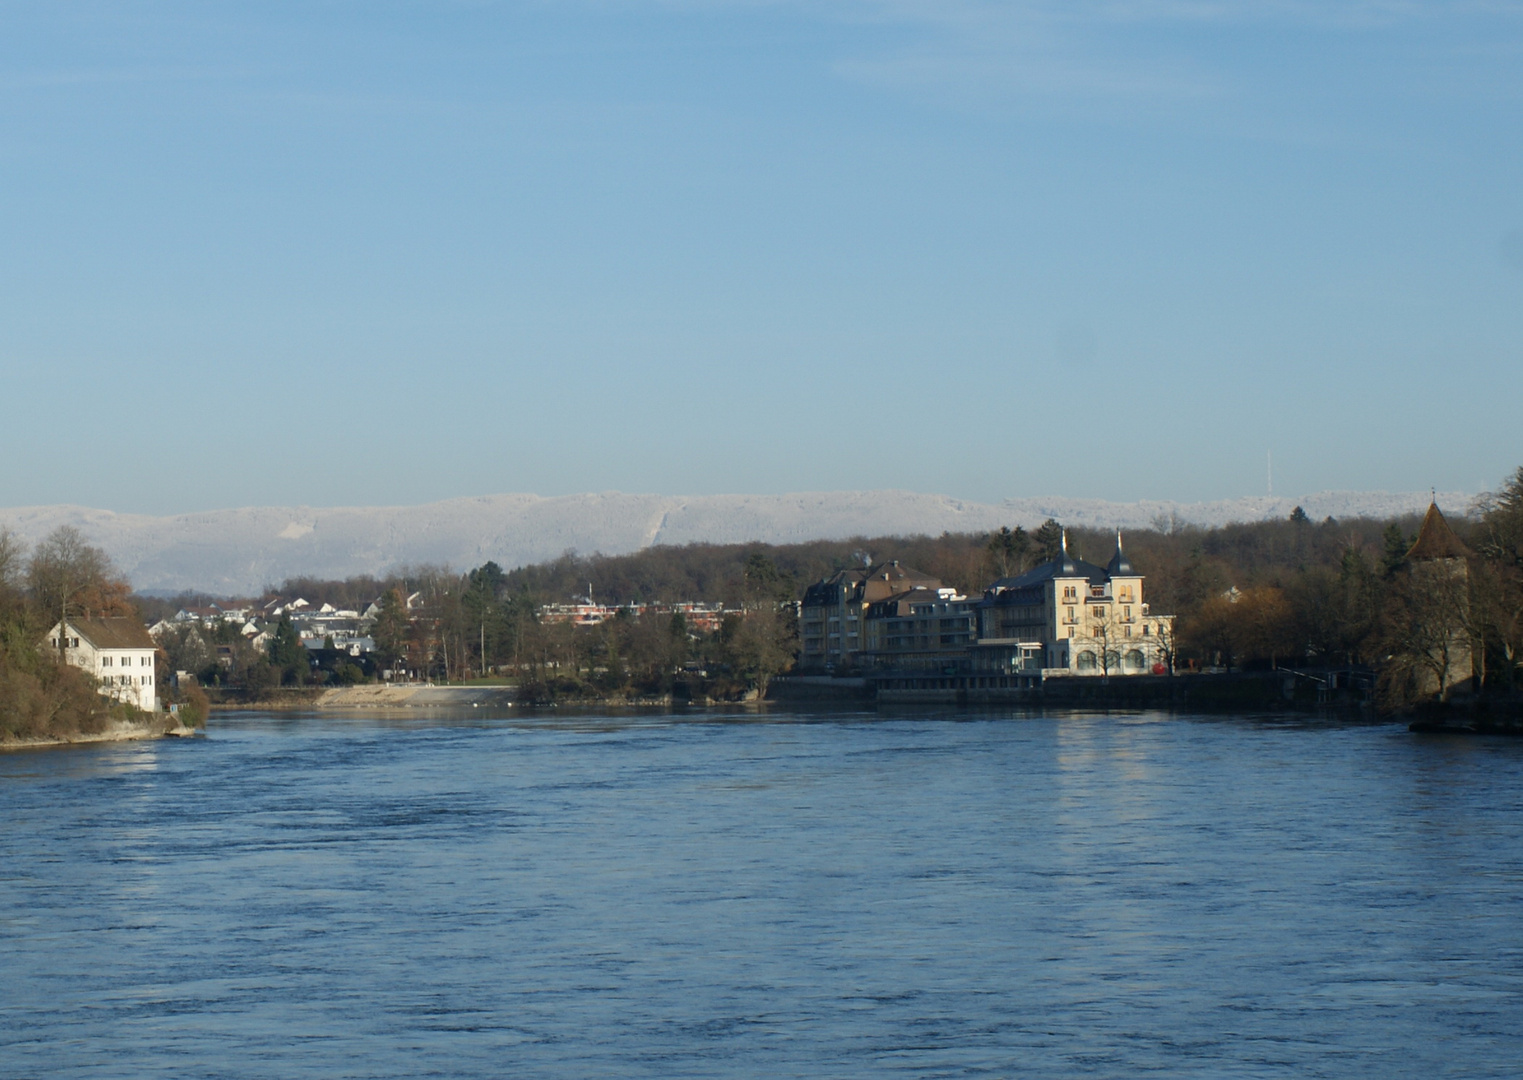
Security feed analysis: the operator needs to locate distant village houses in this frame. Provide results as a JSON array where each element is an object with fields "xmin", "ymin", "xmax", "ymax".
[{"xmin": 538, "ymin": 598, "xmax": 737, "ymax": 634}]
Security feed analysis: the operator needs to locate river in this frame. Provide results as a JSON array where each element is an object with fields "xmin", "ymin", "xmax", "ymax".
[{"xmin": 3, "ymin": 707, "xmax": 1521, "ymax": 1078}]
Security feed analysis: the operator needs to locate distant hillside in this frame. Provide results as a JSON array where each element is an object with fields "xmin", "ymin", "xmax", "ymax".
[{"xmin": 0, "ymin": 489, "xmax": 1474, "ymax": 595}]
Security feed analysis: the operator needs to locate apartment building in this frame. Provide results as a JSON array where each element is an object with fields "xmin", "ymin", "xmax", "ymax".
[
  {"xmin": 859, "ymin": 588, "xmax": 977, "ymax": 667},
  {"xmin": 798, "ymin": 561, "xmax": 943, "ymax": 671},
  {"xmin": 979, "ymin": 532, "xmax": 1174, "ymax": 676}
]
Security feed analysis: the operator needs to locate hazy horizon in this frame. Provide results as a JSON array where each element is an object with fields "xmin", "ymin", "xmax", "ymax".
[
  {"xmin": 0, "ymin": 487, "xmax": 1477, "ymax": 595},
  {"xmin": 0, "ymin": 483, "xmax": 1486, "ymax": 519}
]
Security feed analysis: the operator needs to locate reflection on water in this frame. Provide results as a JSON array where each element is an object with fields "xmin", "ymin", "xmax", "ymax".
[{"xmin": 3, "ymin": 708, "xmax": 1522, "ymax": 1078}]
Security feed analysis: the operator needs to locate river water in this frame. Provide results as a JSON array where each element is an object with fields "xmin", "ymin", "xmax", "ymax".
[{"xmin": 3, "ymin": 707, "xmax": 1522, "ymax": 1078}]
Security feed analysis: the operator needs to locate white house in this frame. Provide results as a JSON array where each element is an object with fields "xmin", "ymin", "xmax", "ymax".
[{"xmin": 44, "ymin": 617, "xmax": 160, "ymax": 711}]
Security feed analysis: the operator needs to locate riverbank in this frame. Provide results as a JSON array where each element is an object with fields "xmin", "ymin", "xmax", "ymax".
[
  {"xmin": 201, "ymin": 670, "xmax": 1379, "ymax": 714},
  {"xmin": 314, "ymin": 685, "xmax": 521, "ymax": 708},
  {"xmin": 1408, "ymin": 693, "xmax": 1523, "ymax": 735},
  {"xmin": 770, "ymin": 670, "xmax": 1379, "ymax": 714},
  {"xmin": 1, "ymin": 716, "xmax": 200, "ymax": 751},
  {"xmin": 207, "ymin": 684, "xmax": 759, "ymax": 710}
]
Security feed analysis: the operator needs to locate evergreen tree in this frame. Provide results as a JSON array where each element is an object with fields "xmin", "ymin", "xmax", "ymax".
[
  {"xmin": 1381, "ymin": 523, "xmax": 1412, "ymax": 577},
  {"xmin": 372, "ymin": 588, "xmax": 410, "ymax": 672},
  {"xmin": 985, "ymin": 526, "xmax": 1030, "ymax": 579},
  {"xmin": 1033, "ymin": 519, "xmax": 1065, "ymax": 562},
  {"xmin": 268, "ymin": 614, "xmax": 307, "ymax": 684}
]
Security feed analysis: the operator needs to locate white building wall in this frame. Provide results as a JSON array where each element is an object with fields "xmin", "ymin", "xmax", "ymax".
[{"xmin": 46, "ymin": 623, "xmax": 159, "ymax": 712}]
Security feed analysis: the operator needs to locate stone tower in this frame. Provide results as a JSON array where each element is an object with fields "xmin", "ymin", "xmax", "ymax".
[{"xmin": 1401, "ymin": 502, "xmax": 1473, "ymax": 698}]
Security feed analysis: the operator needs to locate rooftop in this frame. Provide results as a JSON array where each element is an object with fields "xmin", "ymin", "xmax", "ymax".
[
  {"xmin": 63, "ymin": 617, "xmax": 157, "ymax": 651},
  {"xmin": 1406, "ymin": 502, "xmax": 1471, "ymax": 560}
]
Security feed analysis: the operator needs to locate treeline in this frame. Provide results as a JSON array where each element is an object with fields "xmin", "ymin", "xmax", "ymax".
[
  {"xmin": 0, "ymin": 526, "xmax": 160, "ymax": 740},
  {"xmin": 126, "ymin": 465, "xmax": 1523, "ymax": 708},
  {"xmin": 361, "ymin": 560, "xmax": 798, "ymax": 701}
]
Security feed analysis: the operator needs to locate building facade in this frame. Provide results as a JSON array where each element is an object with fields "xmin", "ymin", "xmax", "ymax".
[
  {"xmin": 44, "ymin": 617, "xmax": 160, "ymax": 711},
  {"xmin": 1399, "ymin": 501, "xmax": 1474, "ymax": 699},
  {"xmin": 798, "ymin": 538, "xmax": 1174, "ymax": 680},
  {"xmin": 798, "ymin": 561, "xmax": 945, "ymax": 671},
  {"xmin": 978, "ymin": 533, "xmax": 1174, "ymax": 676},
  {"xmin": 858, "ymin": 588, "xmax": 976, "ymax": 669}
]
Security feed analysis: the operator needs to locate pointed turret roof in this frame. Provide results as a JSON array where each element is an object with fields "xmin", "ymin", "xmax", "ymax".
[
  {"xmin": 1406, "ymin": 503, "xmax": 1470, "ymax": 561},
  {"xmin": 1105, "ymin": 530, "xmax": 1134, "ymax": 576}
]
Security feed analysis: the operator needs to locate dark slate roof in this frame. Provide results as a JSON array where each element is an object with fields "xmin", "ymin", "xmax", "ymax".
[
  {"xmin": 1105, "ymin": 531, "xmax": 1134, "ymax": 576},
  {"xmin": 987, "ymin": 551, "xmax": 1109, "ymax": 593},
  {"xmin": 1407, "ymin": 503, "xmax": 1471, "ymax": 560},
  {"xmin": 803, "ymin": 561, "xmax": 944, "ymax": 605},
  {"xmin": 801, "ymin": 567, "xmax": 869, "ymax": 606},
  {"xmin": 68, "ymin": 617, "xmax": 157, "ymax": 650}
]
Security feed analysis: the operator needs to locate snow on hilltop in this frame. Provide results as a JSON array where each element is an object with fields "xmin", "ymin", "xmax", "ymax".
[{"xmin": 0, "ymin": 489, "xmax": 1475, "ymax": 596}]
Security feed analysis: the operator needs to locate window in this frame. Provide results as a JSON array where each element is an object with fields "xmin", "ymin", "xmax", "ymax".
[
  {"xmin": 1124, "ymin": 626, "xmax": 1132, "ymax": 637},
  {"xmin": 102, "ymin": 656, "xmax": 113, "ymax": 667}
]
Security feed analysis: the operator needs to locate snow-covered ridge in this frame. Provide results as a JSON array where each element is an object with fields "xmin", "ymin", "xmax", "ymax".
[{"xmin": 0, "ymin": 490, "xmax": 1475, "ymax": 596}]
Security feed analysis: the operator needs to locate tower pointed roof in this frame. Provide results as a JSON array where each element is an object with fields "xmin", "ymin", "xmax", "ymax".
[
  {"xmin": 1406, "ymin": 502, "xmax": 1470, "ymax": 560},
  {"xmin": 1105, "ymin": 529, "xmax": 1134, "ymax": 576},
  {"xmin": 1058, "ymin": 529, "xmax": 1080, "ymax": 575}
]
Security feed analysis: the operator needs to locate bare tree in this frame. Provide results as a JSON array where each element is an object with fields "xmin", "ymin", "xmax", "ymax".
[
  {"xmin": 0, "ymin": 529, "xmax": 27, "ymax": 633},
  {"xmin": 1473, "ymin": 467, "xmax": 1523, "ymax": 690},
  {"xmin": 26, "ymin": 527, "xmax": 124, "ymax": 659},
  {"xmin": 0, "ymin": 528, "xmax": 25, "ymax": 593},
  {"xmin": 1380, "ymin": 558, "xmax": 1476, "ymax": 703}
]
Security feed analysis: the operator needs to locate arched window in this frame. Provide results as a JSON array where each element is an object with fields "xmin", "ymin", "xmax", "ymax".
[
  {"xmin": 1124, "ymin": 649, "xmax": 1146, "ymax": 672},
  {"xmin": 1077, "ymin": 650, "xmax": 1098, "ymax": 670}
]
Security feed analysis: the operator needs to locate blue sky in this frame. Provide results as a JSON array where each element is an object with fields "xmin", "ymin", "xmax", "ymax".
[{"xmin": 2, "ymin": 1, "xmax": 1520, "ymax": 513}]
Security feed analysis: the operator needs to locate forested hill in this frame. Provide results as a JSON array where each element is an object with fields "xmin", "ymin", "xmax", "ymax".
[
  {"xmin": 2, "ymin": 489, "xmax": 1468, "ymax": 595},
  {"xmin": 173, "ymin": 509, "xmax": 1432, "ymax": 615},
  {"xmin": 491, "ymin": 512, "xmax": 1436, "ymax": 613}
]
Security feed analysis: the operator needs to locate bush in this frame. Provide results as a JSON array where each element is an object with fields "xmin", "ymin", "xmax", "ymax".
[
  {"xmin": 178, "ymin": 680, "xmax": 211, "ymax": 728},
  {"xmin": 0, "ymin": 651, "xmax": 113, "ymax": 742}
]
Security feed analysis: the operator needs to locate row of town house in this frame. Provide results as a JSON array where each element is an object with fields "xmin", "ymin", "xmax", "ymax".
[
  {"xmin": 799, "ymin": 531, "xmax": 1176, "ymax": 682},
  {"xmin": 538, "ymin": 599, "xmax": 738, "ymax": 634},
  {"xmin": 150, "ymin": 594, "xmax": 412, "ymax": 660}
]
